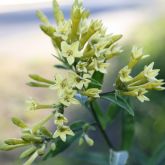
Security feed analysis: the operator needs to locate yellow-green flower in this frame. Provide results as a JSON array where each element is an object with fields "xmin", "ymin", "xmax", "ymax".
[
  {"xmin": 26, "ymin": 98, "xmax": 38, "ymax": 111},
  {"xmin": 143, "ymin": 62, "xmax": 160, "ymax": 81},
  {"xmin": 119, "ymin": 66, "xmax": 132, "ymax": 82},
  {"xmin": 53, "ymin": 126, "xmax": 75, "ymax": 142},
  {"xmin": 54, "ymin": 113, "xmax": 68, "ymax": 126},
  {"xmin": 122, "ymin": 88, "xmax": 149, "ymax": 102},
  {"xmin": 69, "ymin": 72, "xmax": 91, "ymax": 89},
  {"xmin": 88, "ymin": 58, "xmax": 108, "ymax": 73},
  {"xmin": 61, "ymin": 41, "xmax": 83, "ymax": 65},
  {"xmin": 83, "ymin": 88, "xmax": 101, "ymax": 98},
  {"xmin": 50, "ymin": 75, "xmax": 70, "ymax": 94},
  {"xmin": 136, "ymin": 88, "xmax": 150, "ymax": 102},
  {"xmin": 76, "ymin": 61, "xmax": 88, "ymax": 73},
  {"xmin": 59, "ymin": 89, "xmax": 79, "ymax": 106},
  {"xmin": 128, "ymin": 46, "xmax": 149, "ymax": 69},
  {"xmin": 53, "ymin": 21, "xmax": 71, "ymax": 40}
]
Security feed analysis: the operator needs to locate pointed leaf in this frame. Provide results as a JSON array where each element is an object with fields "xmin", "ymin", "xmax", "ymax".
[
  {"xmin": 121, "ymin": 111, "xmax": 134, "ymax": 150},
  {"xmin": 101, "ymin": 93, "xmax": 134, "ymax": 116}
]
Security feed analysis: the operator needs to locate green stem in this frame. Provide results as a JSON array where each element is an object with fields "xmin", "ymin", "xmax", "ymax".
[
  {"xmin": 89, "ymin": 102, "xmax": 114, "ymax": 149},
  {"xmin": 32, "ymin": 113, "xmax": 54, "ymax": 133}
]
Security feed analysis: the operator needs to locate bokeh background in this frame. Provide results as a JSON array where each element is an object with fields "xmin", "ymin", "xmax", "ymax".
[{"xmin": 0, "ymin": 0, "xmax": 165, "ymax": 164}]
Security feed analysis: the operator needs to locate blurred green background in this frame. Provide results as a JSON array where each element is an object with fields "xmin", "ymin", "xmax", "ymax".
[{"xmin": 0, "ymin": 0, "xmax": 165, "ymax": 164}]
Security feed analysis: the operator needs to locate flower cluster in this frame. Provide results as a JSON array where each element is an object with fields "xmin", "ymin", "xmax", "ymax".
[
  {"xmin": 0, "ymin": 115, "xmax": 54, "ymax": 165},
  {"xmin": 0, "ymin": 0, "xmax": 164, "ymax": 164},
  {"xmin": 37, "ymin": 0, "xmax": 122, "ymax": 103},
  {"xmin": 115, "ymin": 47, "xmax": 164, "ymax": 102}
]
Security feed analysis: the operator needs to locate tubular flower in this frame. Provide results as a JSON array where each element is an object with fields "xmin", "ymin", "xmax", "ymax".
[
  {"xmin": 61, "ymin": 41, "xmax": 83, "ymax": 65},
  {"xmin": 83, "ymin": 88, "xmax": 101, "ymax": 98},
  {"xmin": 58, "ymin": 89, "xmax": 79, "ymax": 106},
  {"xmin": 69, "ymin": 72, "xmax": 91, "ymax": 89},
  {"xmin": 53, "ymin": 21, "xmax": 71, "ymax": 40},
  {"xmin": 53, "ymin": 125, "xmax": 75, "ymax": 142},
  {"xmin": 115, "ymin": 47, "xmax": 164, "ymax": 102},
  {"xmin": 54, "ymin": 113, "xmax": 68, "ymax": 126}
]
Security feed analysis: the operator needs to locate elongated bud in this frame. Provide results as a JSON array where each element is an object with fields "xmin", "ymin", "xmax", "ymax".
[
  {"xmin": 29, "ymin": 74, "xmax": 54, "ymax": 85},
  {"xmin": 111, "ymin": 34, "xmax": 123, "ymax": 43},
  {"xmin": 0, "ymin": 143, "xmax": 27, "ymax": 151},
  {"xmin": 37, "ymin": 144, "xmax": 46, "ymax": 156},
  {"xmin": 5, "ymin": 138, "xmax": 25, "ymax": 145},
  {"xmin": 78, "ymin": 137, "xmax": 84, "ymax": 146},
  {"xmin": 23, "ymin": 151, "xmax": 38, "ymax": 165},
  {"xmin": 27, "ymin": 82, "xmax": 50, "ymax": 88},
  {"xmin": 36, "ymin": 10, "xmax": 50, "ymax": 25},
  {"xmin": 20, "ymin": 146, "xmax": 37, "ymax": 159},
  {"xmin": 53, "ymin": 0, "xmax": 64, "ymax": 24},
  {"xmin": 40, "ymin": 127, "xmax": 52, "ymax": 138},
  {"xmin": 21, "ymin": 134, "xmax": 43, "ymax": 143},
  {"xmin": 84, "ymin": 134, "xmax": 94, "ymax": 146},
  {"xmin": 51, "ymin": 143, "xmax": 56, "ymax": 151},
  {"xmin": 12, "ymin": 117, "xmax": 28, "ymax": 128},
  {"xmin": 40, "ymin": 25, "xmax": 55, "ymax": 37}
]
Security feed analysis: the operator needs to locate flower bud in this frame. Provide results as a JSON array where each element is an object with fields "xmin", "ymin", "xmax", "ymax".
[
  {"xmin": 19, "ymin": 146, "xmax": 37, "ymax": 159},
  {"xmin": 84, "ymin": 134, "xmax": 94, "ymax": 146},
  {"xmin": 51, "ymin": 143, "xmax": 56, "ymax": 151},
  {"xmin": 5, "ymin": 138, "xmax": 25, "ymax": 145},
  {"xmin": 11, "ymin": 117, "xmax": 28, "ymax": 129}
]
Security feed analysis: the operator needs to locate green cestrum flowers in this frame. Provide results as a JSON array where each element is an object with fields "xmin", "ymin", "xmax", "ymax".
[
  {"xmin": 115, "ymin": 47, "xmax": 164, "ymax": 102},
  {"xmin": 61, "ymin": 41, "xmax": 83, "ymax": 65},
  {"xmin": 53, "ymin": 125, "xmax": 75, "ymax": 142},
  {"xmin": 0, "ymin": 0, "xmax": 164, "ymax": 164}
]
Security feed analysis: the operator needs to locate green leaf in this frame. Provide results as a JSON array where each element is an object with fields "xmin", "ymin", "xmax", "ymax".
[
  {"xmin": 43, "ymin": 121, "xmax": 85, "ymax": 160},
  {"xmin": 148, "ymin": 140, "xmax": 165, "ymax": 165},
  {"xmin": 109, "ymin": 149, "xmax": 129, "ymax": 165},
  {"xmin": 100, "ymin": 92, "xmax": 134, "ymax": 116},
  {"xmin": 52, "ymin": 0, "xmax": 64, "ymax": 24},
  {"xmin": 54, "ymin": 64, "xmax": 69, "ymax": 70},
  {"xmin": 91, "ymin": 101, "xmax": 107, "ymax": 129},
  {"xmin": 89, "ymin": 71, "xmax": 104, "ymax": 89},
  {"xmin": 69, "ymin": 151, "xmax": 109, "ymax": 165},
  {"xmin": 106, "ymin": 103, "xmax": 120, "ymax": 124},
  {"xmin": 121, "ymin": 111, "xmax": 134, "ymax": 150}
]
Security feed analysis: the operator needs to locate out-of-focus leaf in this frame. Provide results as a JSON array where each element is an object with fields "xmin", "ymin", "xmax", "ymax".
[
  {"xmin": 43, "ymin": 121, "xmax": 85, "ymax": 160},
  {"xmin": 148, "ymin": 140, "xmax": 165, "ymax": 165},
  {"xmin": 131, "ymin": 148, "xmax": 148, "ymax": 165},
  {"xmin": 68, "ymin": 151, "xmax": 109, "ymax": 165},
  {"xmin": 101, "ymin": 93, "xmax": 134, "ymax": 116},
  {"xmin": 106, "ymin": 103, "xmax": 120, "ymax": 124},
  {"xmin": 54, "ymin": 64, "xmax": 69, "ymax": 70},
  {"xmin": 91, "ymin": 100, "xmax": 107, "ymax": 129},
  {"xmin": 121, "ymin": 111, "xmax": 134, "ymax": 150},
  {"xmin": 109, "ymin": 149, "xmax": 129, "ymax": 165}
]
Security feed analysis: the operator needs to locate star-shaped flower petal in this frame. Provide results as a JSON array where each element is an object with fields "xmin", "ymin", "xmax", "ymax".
[{"xmin": 61, "ymin": 41, "xmax": 83, "ymax": 65}]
